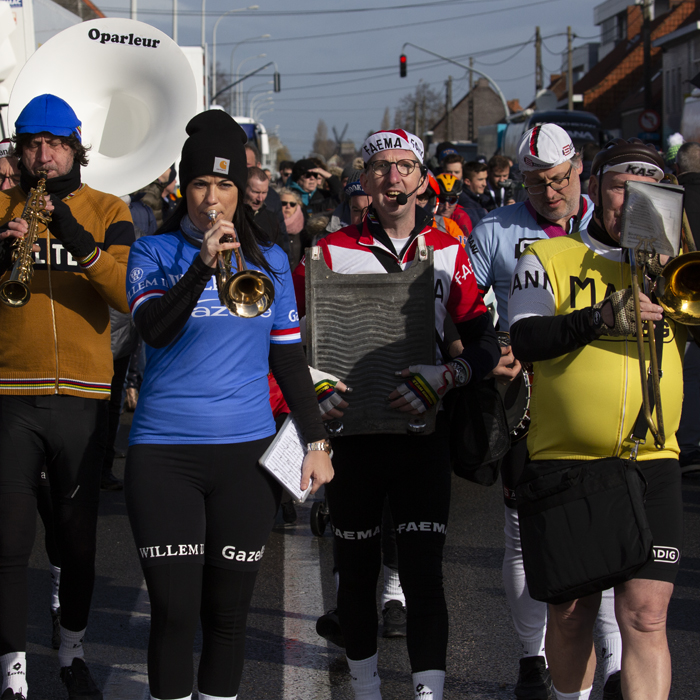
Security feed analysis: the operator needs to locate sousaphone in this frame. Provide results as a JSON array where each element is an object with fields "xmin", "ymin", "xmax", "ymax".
[{"xmin": 8, "ymin": 18, "xmax": 198, "ymax": 197}]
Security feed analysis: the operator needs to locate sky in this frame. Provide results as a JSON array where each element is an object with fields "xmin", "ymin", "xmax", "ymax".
[{"xmin": 101, "ymin": 0, "xmax": 602, "ymax": 159}]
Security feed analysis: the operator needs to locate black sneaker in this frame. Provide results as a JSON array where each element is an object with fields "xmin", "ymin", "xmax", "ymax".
[
  {"xmin": 382, "ymin": 600, "xmax": 407, "ymax": 638},
  {"xmin": 514, "ymin": 656, "xmax": 554, "ymax": 700},
  {"xmin": 316, "ymin": 609, "xmax": 345, "ymax": 648},
  {"xmin": 60, "ymin": 658, "xmax": 103, "ymax": 700},
  {"xmin": 602, "ymin": 670, "xmax": 623, "ymax": 700},
  {"xmin": 1, "ymin": 689, "xmax": 27, "ymax": 700},
  {"xmin": 51, "ymin": 607, "xmax": 61, "ymax": 650},
  {"xmin": 100, "ymin": 470, "xmax": 123, "ymax": 491},
  {"xmin": 281, "ymin": 501, "xmax": 297, "ymax": 526}
]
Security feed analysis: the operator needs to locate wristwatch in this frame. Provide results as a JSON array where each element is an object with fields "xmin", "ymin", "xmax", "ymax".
[
  {"xmin": 307, "ymin": 439, "xmax": 332, "ymax": 454},
  {"xmin": 448, "ymin": 360, "xmax": 468, "ymax": 387}
]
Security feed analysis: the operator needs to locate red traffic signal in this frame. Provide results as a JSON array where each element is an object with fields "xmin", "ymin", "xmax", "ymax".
[{"xmin": 400, "ymin": 54, "xmax": 407, "ymax": 78}]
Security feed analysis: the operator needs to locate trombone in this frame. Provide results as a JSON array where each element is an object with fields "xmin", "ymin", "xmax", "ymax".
[
  {"xmin": 207, "ymin": 210, "xmax": 275, "ymax": 318},
  {"xmin": 627, "ymin": 177, "xmax": 700, "ymax": 450}
]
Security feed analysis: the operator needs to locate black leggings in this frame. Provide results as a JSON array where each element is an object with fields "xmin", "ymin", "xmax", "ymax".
[
  {"xmin": 125, "ymin": 440, "xmax": 280, "ymax": 698},
  {"xmin": 0, "ymin": 395, "xmax": 107, "ymax": 654},
  {"xmin": 326, "ymin": 415, "xmax": 451, "ymax": 672}
]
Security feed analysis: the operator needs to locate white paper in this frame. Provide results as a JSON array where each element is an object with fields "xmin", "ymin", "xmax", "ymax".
[
  {"xmin": 259, "ymin": 415, "xmax": 313, "ymax": 503},
  {"xmin": 620, "ymin": 181, "xmax": 683, "ymax": 257}
]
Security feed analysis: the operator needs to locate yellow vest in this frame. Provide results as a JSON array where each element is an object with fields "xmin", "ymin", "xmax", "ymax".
[{"xmin": 522, "ymin": 232, "xmax": 685, "ymax": 462}]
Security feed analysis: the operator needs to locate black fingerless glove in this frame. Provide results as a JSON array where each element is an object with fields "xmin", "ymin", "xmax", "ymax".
[{"xmin": 48, "ymin": 195, "xmax": 97, "ymax": 260}]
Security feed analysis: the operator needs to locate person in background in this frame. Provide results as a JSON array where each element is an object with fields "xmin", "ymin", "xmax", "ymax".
[
  {"xmin": 289, "ymin": 158, "xmax": 341, "ymax": 216},
  {"xmin": 244, "ymin": 166, "xmax": 289, "ymax": 255},
  {"xmin": 279, "ymin": 187, "xmax": 309, "ymax": 272},
  {"xmin": 484, "ymin": 155, "xmax": 516, "ymax": 210},
  {"xmin": 0, "ymin": 140, "xmax": 20, "ymax": 191},
  {"xmin": 460, "ymin": 160, "xmax": 489, "ymax": 224}
]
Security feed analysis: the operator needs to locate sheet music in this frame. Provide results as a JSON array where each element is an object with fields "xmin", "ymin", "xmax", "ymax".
[
  {"xmin": 620, "ymin": 181, "xmax": 684, "ymax": 256},
  {"xmin": 259, "ymin": 415, "xmax": 313, "ymax": 502}
]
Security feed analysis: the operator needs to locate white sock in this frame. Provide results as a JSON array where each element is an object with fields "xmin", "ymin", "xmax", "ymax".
[
  {"xmin": 595, "ymin": 588, "xmax": 621, "ymax": 683},
  {"xmin": 553, "ymin": 686, "xmax": 592, "ymax": 700},
  {"xmin": 199, "ymin": 694, "xmax": 237, "ymax": 699},
  {"xmin": 50, "ymin": 564, "xmax": 61, "ymax": 612},
  {"xmin": 381, "ymin": 566, "xmax": 405, "ymax": 608},
  {"xmin": 1, "ymin": 651, "xmax": 27, "ymax": 695},
  {"xmin": 599, "ymin": 633, "xmax": 622, "ymax": 683},
  {"xmin": 347, "ymin": 653, "xmax": 381, "ymax": 700},
  {"xmin": 150, "ymin": 696, "xmax": 191, "ymax": 700},
  {"xmin": 412, "ymin": 670, "xmax": 445, "ymax": 700},
  {"xmin": 502, "ymin": 507, "xmax": 547, "ymax": 658},
  {"xmin": 58, "ymin": 626, "xmax": 86, "ymax": 667}
]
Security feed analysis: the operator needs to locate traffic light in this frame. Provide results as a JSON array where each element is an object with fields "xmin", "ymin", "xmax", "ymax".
[
  {"xmin": 273, "ymin": 72, "xmax": 281, "ymax": 92},
  {"xmin": 400, "ymin": 54, "xmax": 407, "ymax": 78}
]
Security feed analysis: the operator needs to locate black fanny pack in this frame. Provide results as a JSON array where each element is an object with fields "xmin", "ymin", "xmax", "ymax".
[{"xmin": 515, "ymin": 456, "xmax": 653, "ymax": 604}]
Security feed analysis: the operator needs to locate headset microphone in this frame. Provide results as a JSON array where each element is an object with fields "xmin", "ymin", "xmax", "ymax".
[{"xmin": 395, "ymin": 167, "xmax": 428, "ymax": 205}]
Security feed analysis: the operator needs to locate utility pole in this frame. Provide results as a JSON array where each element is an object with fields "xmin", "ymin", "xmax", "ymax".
[
  {"xmin": 173, "ymin": 0, "xmax": 178, "ymax": 43},
  {"xmin": 535, "ymin": 26, "xmax": 543, "ymax": 92},
  {"xmin": 643, "ymin": 0, "xmax": 652, "ymax": 109},
  {"xmin": 468, "ymin": 56, "xmax": 474, "ymax": 142},
  {"xmin": 130, "ymin": 0, "xmax": 137, "ymax": 19},
  {"xmin": 446, "ymin": 76, "xmax": 453, "ymax": 141},
  {"xmin": 567, "ymin": 26, "xmax": 573, "ymax": 111},
  {"xmin": 414, "ymin": 101, "xmax": 419, "ymax": 137}
]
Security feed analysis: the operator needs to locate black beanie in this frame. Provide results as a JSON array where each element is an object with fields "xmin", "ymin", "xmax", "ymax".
[
  {"xmin": 179, "ymin": 110, "xmax": 249, "ymax": 194},
  {"xmin": 291, "ymin": 158, "xmax": 317, "ymax": 183}
]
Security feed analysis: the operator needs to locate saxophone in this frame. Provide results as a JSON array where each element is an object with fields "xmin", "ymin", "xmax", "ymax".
[{"xmin": 0, "ymin": 172, "xmax": 52, "ymax": 308}]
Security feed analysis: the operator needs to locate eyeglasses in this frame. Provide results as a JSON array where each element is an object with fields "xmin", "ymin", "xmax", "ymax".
[
  {"xmin": 367, "ymin": 160, "xmax": 421, "ymax": 177},
  {"xmin": 0, "ymin": 174, "xmax": 20, "ymax": 188},
  {"xmin": 281, "ymin": 201, "xmax": 297, "ymax": 209},
  {"xmin": 524, "ymin": 165, "xmax": 573, "ymax": 195},
  {"xmin": 440, "ymin": 196, "xmax": 459, "ymax": 205}
]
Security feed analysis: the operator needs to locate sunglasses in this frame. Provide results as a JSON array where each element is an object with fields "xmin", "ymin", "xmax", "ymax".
[
  {"xmin": 281, "ymin": 201, "xmax": 297, "ymax": 208},
  {"xmin": 302, "ymin": 172, "xmax": 320, "ymax": 179},
  {"xmin": 440, "ymin": 196, "xmax": 459, "ymax": 205}
]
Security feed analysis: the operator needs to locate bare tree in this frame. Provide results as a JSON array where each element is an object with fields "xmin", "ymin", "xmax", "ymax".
[
  {"xmin": 393, "ymin": 81, "xmax": 444, "ymax": 139},
  {"xmin": 381, "ymin": 107, "xmax": 391, "ymax": 130}
]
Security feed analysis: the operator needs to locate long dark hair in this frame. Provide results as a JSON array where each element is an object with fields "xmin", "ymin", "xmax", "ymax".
[{"xmin": 155, "ymin": 193, "xmax": 281, "ymax": 280}]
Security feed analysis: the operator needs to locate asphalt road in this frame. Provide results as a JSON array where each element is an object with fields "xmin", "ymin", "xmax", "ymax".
[{"xmin": 22, "ymin": 418, "xmax": 700, "ymax": 699}]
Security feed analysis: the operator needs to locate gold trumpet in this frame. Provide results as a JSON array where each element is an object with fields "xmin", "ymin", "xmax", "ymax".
[
  {"xmin": 0, "ymin": 172, "xmax": 51, "ymax": 308},
  {"xmin": 207, "ymin": 210, "xmax": 275, "ymax": 318}
]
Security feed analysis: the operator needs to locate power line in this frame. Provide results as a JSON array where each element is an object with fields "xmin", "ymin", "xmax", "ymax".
[
  {"xmin": 212, "ymin": 0, "xmax": 561, "ymax": 46},
  {"xmin": 474, "ymin": 36, "xmax": 534, "ymax": 66},
  {"xmin": 102, "ymin": 0, "xmax": 514, "ymax": 17}
]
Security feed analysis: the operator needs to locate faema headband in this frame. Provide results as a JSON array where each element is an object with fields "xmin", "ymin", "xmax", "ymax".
[
  {"xmin": 518, "ymin": 123, "xmax": 575, "ymax": 171},
  {"xmin": 362, "ymin": 129, "xmax": 424, "ymax": 164}
]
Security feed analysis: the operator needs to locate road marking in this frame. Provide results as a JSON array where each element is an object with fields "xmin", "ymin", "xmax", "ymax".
[
  {"xmin": 283, "ymin": 498, "xmax": 331, "ymax": 699},
  {"xmin": 103, "ymin": 581, "xmax": 150, "ymax": 700}
]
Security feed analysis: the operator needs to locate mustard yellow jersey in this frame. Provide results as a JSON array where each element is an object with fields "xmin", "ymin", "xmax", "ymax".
[{"xmin": 509, "ymin": 228, "xmax": 685, "ymax": 462}]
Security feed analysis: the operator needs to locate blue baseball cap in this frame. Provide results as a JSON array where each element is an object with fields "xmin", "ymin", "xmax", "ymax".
[{"xmin": 15, "ymin": 94, "xmax": 82, "ymax": 142}]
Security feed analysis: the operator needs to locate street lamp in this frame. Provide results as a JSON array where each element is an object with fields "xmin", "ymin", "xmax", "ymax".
[
  {"xmin": 211, "ymin": 7, "xmax": 260, "ymax": 99},
  {"xmin": 232, "ymin": 54, "xmax": 267, "ymax": 113},
  {"xmin": 250, "ymin": 91, "xmax": 273, "ymax": 119},
  {"xmin": 244, "ymin": 80, "xmax": 272, "ymax": 115}
]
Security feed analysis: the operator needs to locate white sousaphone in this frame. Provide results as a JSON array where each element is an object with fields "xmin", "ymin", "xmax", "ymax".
[{"xmin": 8, "ymin": 18, "xmax": 198, "ymax": 197}]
